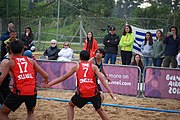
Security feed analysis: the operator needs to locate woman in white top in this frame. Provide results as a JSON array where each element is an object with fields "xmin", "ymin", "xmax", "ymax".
[{"xmin": 57, "ymin": 41, "xmax": 73, "ymax": 61}]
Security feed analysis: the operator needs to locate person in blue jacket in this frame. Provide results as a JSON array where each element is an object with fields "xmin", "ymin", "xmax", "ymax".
[{"xmin": 0, "ymin": 23, "xmax": 15, "ymax": 61}]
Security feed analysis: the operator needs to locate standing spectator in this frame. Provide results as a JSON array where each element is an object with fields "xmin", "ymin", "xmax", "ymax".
[
  {"xmin": 152, "ymin": 30, "xmax": 165, "ymax": 67},
  {"xmin": 103, "ymin": 27, "xmax": 120, "ymax": 64},
  {"xmin": 141, "ymin": 32, "xmax": 154, "ymax": 67},
  {"xmin": 119, "ymin": 25, "xmax": 134, "ymax": 65},
  {"xmin": 21, "ymin": 27, "xmax": 35, "ymax": 52},
  {"xmin": 163, "ymin": 26, "xmax": 180, "ymax": 68},
  {"xmin": 176, "ymin": 51, "xmax": 180, "ymax": 68},
  {"xmin": 57, "ymin": 41, "xmax": 73, "ymax": 61},
  {"xmin": 131, "ymin": 54, "xmax": 144, "ymax": 73},
  {"xmin": 43, "ymin": 39, "xmax": 60, "ymax": 60},
  {"xmin": 83, "ymin": 31, "xmax": 98, "ymax": 58},
  {"xmin": 0, "ymin": 23, "xmax": 15, "ymax": 61},
  {"xmin": 3, "ymin": 30, "xmax": 17, "ymax": 58},
  {"xmin": 100, "ymin": 25, "xmax": 111, "ymax": 35}
]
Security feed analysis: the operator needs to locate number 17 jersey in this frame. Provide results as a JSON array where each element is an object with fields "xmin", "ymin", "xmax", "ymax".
[{"xmin": 11, "ymin": 56, "xmax": 36, "ymax": 96}]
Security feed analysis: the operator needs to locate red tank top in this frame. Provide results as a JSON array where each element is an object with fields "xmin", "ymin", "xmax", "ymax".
[
  {"xmin": 76, "ymin": 62, "xmax": 98, "ymax": 98},
  {"xmin": 11, "ymin": 56, "xmax": 36, "ymax": 95}
]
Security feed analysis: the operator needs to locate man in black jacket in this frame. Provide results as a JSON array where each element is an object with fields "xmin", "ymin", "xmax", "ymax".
[
  {"xmin": 163, "ymin": 26, "xmax": 180, "ymax": 68},
  {"xmin": 103, "ymin": 27, "xmax": 120, "ymax": 64}
]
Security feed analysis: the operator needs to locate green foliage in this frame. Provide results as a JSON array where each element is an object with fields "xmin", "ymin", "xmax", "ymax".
[
  {"xmin": 133, "ymin": 2, "xmax": 180, "ymax": 29},
  {"xmin": 0, "ymin": 0, "xmax": 32, "ymax": 18},
  {"xmin": 0, "ymin": 0, "xmax": 21, "ymax": 18},
  {"xmin": 133, "ymin": 3, "xmax": 171, "ymax": 19},
  {"xmin": 1, "ymin": 0, "xmax": 180, "ymax": 47}
]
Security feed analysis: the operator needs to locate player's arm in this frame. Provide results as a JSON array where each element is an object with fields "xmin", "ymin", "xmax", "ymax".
[
  {"xmin": 0, "ymin": 60, "xmax": 11, "ymax": 85},
  {"xmin": 47, "ymin": 65, "xmax": 77, "ymax": 87},
  {"xmin": 32, "ymin": 60, "xmax": 48, "ymax": 83},
  {"xmin": 88, "ymin": 57, "xmax": 94, "ymax": 64},
  {"xmin": 92, "ymin": 65, "xmax": 116, "ymax": 100},
  {"xmin": 102, "ymin": 67, "xmax": 111, "ymax": 82}
]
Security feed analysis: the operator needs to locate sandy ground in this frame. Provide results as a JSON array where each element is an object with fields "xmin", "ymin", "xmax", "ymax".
[{"xmin": 8, "ymin": 89, "xmax": 180, "ymax": 120}]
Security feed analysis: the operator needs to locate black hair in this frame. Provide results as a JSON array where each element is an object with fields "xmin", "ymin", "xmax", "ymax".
[
  {"xmin": 80, "ymin": 50, "xmax": 90, "ymax": 61},
  {"xmin": 122, "ymin": 25, "xmax": 132, "ymax": 36},
  {"xmin": 156, "ymin": 30, "xmax": 163, "ymax": 40},
  {"xmin": 132, "ymin": 54, "xmax": 144, "ymax": 70},
  {"xmin": 9, "ymin": 40, "xmax": 24, "ymax": 54},
  {"xmin": 144, "ymin": 32, "xmax": 153, "ymax": 46},
  {"xmin": 24, "ymin": 27, "xmax": 33, "ymax": 36},
  {"xmin": 169, "ymin": 26, "xmax": 178, "ymax": 35},
  {"xmin": 86, "ymin": 31, "xmax": 94, "ymax": 49},
  {"xmin": 95, "ymin": 48, "xmax": 105, "ymax": 58}
]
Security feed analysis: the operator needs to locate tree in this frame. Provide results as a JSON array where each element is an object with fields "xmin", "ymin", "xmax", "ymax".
[
  {"xmin": 115, "ymin": 0, "xmax": 144, "ymax": 18},
  {"xmin": 60, "ymin": 0, "xmax": 115, "ymax": 17},
  {"xmin": 0, "ymin": 0, "xmax": 20, "ymax": 18},
  {"xmin": 131, "ymin": 1, "xmax": 180, "ymax": 30}
]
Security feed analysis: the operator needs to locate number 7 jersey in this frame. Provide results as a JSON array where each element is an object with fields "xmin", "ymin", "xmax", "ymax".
[
  {"xmin": 11, "ymin": 56, "xmax": 36, "ymax": 95},
  {"xmin": 76, "ymin": 62, "xmax": 98, "ymax": 98}
]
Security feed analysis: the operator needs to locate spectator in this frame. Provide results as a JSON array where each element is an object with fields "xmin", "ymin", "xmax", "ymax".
[
  {"xmin": 83, "ymin": 31, "xmax": 98, "ymax": 58},
  {"xmin": 141, "ymin": 32, "xmax": 154, "ymax": 67},
  {"xmin": 57, "ymin": 41, "xmax": 73, "ymax": 61},
  {"xmin": 43, "ymin": 39, "xmax": 60, "ymax": 60},
  {"xmin": 119, "ymin": 25, "xmax": 134, "ymax": 65},
  {"xmin": 163, "ymin": 26, "xmax": 180, "ymax": 68},
  {"xmin": 3, "ymin": 30, "xmax": 17, "ymax": 58},
  {"xmin": 21, "ymin": 27, "xmax": 35, "ymax": 52},
  {"xmin": 4, "ymin": 30, "xmax": 17, "ymax": 44},
  {"xmin": 152, "ymin": 30, "xmax": 165, "ymax": 67},
  {"xmin": 131, "ymin": 54, "xmax": 144, "ymax": 73},
  {"xmin": 100, "ymin": 25, "xmax": 111, "ymax": 35},
  {"xmin": 0, "ymin": 23, "xmax": 15, "ymax": 61},
  {"xmin": 103, "ymin": 27, "xmax": 120, "ymax": 64}
]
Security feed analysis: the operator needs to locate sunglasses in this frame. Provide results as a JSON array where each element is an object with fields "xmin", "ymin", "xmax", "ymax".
[
  {"xmin": 64, "ymin": 44, "xmax": 69, "ymax": 46},
  {"xmin": 51, "ymin": 43, "xmax": 56, "ymax": 44}
]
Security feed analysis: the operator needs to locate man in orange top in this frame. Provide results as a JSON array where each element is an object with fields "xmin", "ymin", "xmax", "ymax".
[
  {"xmin": 42, "ymin": 50, "xmax": 116, "ymax": 120},
  {"xmin": 83, "ymin": 31, "xmax": 98, "ymax": 58},
  {"xmin": 0, "ymin": 40, "xmax": 48, "ymax": 120}
]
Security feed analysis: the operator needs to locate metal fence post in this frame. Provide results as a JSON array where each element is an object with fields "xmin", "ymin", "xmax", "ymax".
[
  {"xmin": 37, "ymin": 18, "xmax": 41, "ymax": 50},
  {"xmin": 0, "ymin": 18, "xmax": 2, "ymax": 52},
  {"xmin": 0, "ymin": 18, "xmax": 2, "ymax": 36}
]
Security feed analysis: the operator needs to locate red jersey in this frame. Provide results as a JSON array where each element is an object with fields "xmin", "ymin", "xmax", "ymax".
[
  {"xmin": 11, "ymin": 56, "xmax": 36, "ymax": 95},
  {"xmin": 76, "ymin": 62, "xmax": 98, "ymax": 98}
]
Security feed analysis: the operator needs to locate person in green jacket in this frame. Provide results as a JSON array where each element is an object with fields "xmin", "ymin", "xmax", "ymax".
[
  {"xmin": 119, "ymin": 25, "xmax": 134, "ymax": 65},
  {"xmin": 152, "ymin": 30, "xmax": 165, "ymax": 67}
]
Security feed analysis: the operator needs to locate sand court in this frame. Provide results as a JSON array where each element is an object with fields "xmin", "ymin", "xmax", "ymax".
[{"xmin": 8, "ymin": 89, "xmax": 180, "ymax": 120}]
